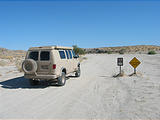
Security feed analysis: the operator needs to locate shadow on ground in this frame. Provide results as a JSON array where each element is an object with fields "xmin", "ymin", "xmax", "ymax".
[{"xmin": 0, "ymin": 76, "xmax": 61, "ymax": 89}]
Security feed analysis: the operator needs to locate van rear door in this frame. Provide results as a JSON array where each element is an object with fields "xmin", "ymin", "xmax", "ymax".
[{"xmin": 37, "ymin": 51, "xmax": 52, "ymax": 75}]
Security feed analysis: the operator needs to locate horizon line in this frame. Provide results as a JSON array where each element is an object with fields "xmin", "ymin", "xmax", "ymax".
[{"xmin": 1, "ymin": 44, "xmax": 160, "ymax": 51}]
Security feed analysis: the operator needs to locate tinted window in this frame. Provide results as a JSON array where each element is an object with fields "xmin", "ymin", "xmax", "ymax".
[
  {"xmin": 72, "ymin": 50, "xmax": 76, "ymax": 57},
  {"xmin": 65, "ymin": 50, "xmax": 69, "ymax": 59},
  {"xmin": 40, "ymin": 51, "xmax": 50, "ymax": 61},
  {"xmin": 68, "ymin": 50, "xmax": 72, "ymax": 59},
  {"xmin": 29, "ymin": 51, "xmax": 38, "ymax": 61},
  {"xmin": 59, "ymin": 51, "xmax": 66, "ymax": 59}
]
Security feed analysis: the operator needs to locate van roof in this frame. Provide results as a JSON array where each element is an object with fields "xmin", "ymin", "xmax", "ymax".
[{"xmin": 29, "ymin": 46, "xmax": 73, "ymax": 50}]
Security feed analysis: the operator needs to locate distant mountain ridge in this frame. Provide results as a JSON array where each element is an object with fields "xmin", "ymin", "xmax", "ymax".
[
  {"xmin": 0, "ymin": 47, "xmax": 26, "ymax": 58},
  {"xmin": 0, "ymin": 45, "xmax": 160, "ymax": 58},
  {"xmin": 84, "ymin": 45, "xmax": 160, "ymax": 54}
]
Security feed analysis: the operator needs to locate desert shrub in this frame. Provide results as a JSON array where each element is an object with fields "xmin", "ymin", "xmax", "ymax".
[
  {"xmin": 148, "ymin": 50, "xmax": 156, "ymax": 55},
  {"xmin": 106, "ymin": 51, "xmax": 112, "ymax": 54},
  {"xmin": 79, "ymin": 56, "xmax": 87, "ymax": 62},
  {"xmin": 97, "ymin": 49, "xmax": 106, "ymax": 53},
  {"xmin": 119, "ymin": 49, "xmax": 126, "ymax": 54},
  {"xmin": 0, "ymin": 56, "xmax": 13, "ymax": 60},
  {"xmin": 73, "ymin": 45, "xmax": 85, "ymax": 55},
  {"xmin": 0, "ymin": 60, "xmax": 8, "ymax": 66},
  {"xmin": 15, "ymin": 58, "xmax": 23, "ymax": 72}
]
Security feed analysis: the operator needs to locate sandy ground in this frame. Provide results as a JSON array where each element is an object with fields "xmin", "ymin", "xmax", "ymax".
[{"xmin": 0, "ymin": 54, "xmax": 160, "ymax": 119}]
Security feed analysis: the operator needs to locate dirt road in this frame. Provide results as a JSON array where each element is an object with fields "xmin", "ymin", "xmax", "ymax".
[{"xmin": 0, "ymin": 54, "xmax": 160, "ymax": 119}]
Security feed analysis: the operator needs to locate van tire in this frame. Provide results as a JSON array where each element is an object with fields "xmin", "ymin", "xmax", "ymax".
[
  {"xmin": 57, "ymin": 72, "xmax": 66, "ymax": 86},
  {"xmin": 22, "ymin": 59, "xmax": 37, "ymax": 74},
  {"xmin": 29, "ymin": 79, "xmax": 39, "ymax": 86},
  {"xmin": 75, "ymin": 66, "xmax": 81, "ymax": 77}
]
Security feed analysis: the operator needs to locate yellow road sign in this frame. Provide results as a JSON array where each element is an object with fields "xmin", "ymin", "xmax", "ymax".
[{"xmin": 129, "ymin": 57, "xmax": 141, "ymax": 68}]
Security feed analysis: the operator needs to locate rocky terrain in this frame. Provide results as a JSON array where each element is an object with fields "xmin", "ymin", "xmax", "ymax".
[
  {"xmin": 0, "ymin": 47, "xmax": 26, "ymax": 71},
  {"xmin": 84, "ymin": 45, "xmax": 160, "ymax": 54},
  {"xmin": 0, "ymin": 47, "xmax": 26, "ymax": 58}
]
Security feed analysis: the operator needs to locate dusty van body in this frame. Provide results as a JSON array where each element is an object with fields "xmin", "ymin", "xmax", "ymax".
[{"xmin": 22, "ymin": 46, "xmax": 80, "ymax": 86}]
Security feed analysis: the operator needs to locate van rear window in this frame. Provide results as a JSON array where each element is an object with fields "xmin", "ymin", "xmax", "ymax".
[
  {"xmin": 40, "ymin": 51, "xmax": 50, "ymax": 61},
  {"xmin": 29, "ymin": 51, "xmax": 38, "ymax": 61}
]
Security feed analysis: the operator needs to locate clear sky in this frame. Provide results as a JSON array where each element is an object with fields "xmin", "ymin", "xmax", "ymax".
[{"xmin": 0, "ymin": 0, "xmax": 160, "ymax": 50}]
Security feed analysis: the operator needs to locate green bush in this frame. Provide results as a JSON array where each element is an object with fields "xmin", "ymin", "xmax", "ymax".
[
  {"xmin": 73, "ymin": 45, "xmax": 85, "ymax": 55},
  {"xmin": 15, "ymin": 59, "xmax": 23, "ymax": 72},
  {"xmin": 107, "ymin": 51, "xmax": 112, "ymax": 54},
  {"xmin": 119, "ymin": 49, "xmax": 126, "ymax": 54},
  {"xmin": 148, "ymin": 50, "xmax": 156, "ymax": 55}
]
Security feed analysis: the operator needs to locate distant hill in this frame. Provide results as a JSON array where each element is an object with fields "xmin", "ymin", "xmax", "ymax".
[
  {"xmin": 0, "ymin": 47, "xmax": 26, "ymax": 59},
  {"xmin": 84, "ymin": 45, "xmax": 160, "ymax": 54},
  {"xmin": 0, "ymin": 45, "xmax": 160, "ymax": 58}
]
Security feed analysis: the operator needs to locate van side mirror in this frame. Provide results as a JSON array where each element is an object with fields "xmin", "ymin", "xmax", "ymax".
[{"xmin": 74, "ymin": 55, "xmax": 79, "ymax": 59}]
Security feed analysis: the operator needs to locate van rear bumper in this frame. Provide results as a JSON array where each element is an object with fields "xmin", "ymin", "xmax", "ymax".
[{"xmin": 24, "ymin": 74, "xmax": 58, "ymax": 80}]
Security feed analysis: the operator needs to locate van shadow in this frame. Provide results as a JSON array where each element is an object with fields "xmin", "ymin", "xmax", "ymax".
[
  {"xmin": 0, "ymin": 75, "xmax": 73, "ymax": 89},
  {"xmin": 67, "ymin": 75, "xmax": 77, "ymax": 78},
  {"xmin": 0, "ymin": 76, "xmax": 52, "ymax": 89}
]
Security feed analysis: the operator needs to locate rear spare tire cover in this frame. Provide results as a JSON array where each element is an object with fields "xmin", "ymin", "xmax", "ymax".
[{"xmin": 22, "ymin": 59, "xmax": 37, "ymax": 74}]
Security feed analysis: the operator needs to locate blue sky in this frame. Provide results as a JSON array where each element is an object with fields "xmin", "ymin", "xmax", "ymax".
[{"xmin": 0, "ymin": 0, "xmax": 160, "ymax": 50}]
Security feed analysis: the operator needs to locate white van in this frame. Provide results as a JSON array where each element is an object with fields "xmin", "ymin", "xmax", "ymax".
[{"xmin": 22, "ymin": 46, "xmax": 80, "ymax": 86}]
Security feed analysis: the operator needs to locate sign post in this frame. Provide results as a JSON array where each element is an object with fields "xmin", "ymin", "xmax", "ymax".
[
  {"xmin": 129, "ymin": 57, "xmax": 141, "ymax": 74},
  {"xmin": 134, "ymin": 68, "xmax": 136, "ymax": 74},
  {"xmin": 117, "ymin": 58, "xmax": 123, "ymax": 74}
]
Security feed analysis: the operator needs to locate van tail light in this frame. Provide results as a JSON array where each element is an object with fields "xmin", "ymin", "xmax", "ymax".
[{"xmin": 53, "ymin": 64, "xmax": 56, "ymax": 69}]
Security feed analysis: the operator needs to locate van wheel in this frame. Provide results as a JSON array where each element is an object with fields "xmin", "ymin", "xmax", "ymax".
[
  {"xmin": 57, "ymin": 72, "xmax": 66, "ymax": 86},
  {"xmin": 75, "ymin": 66, "xmax": 81, "ymax": 77},
  {"xmin": 29, "ymin": 79, "xmax": 39, "ymax": 86}
]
